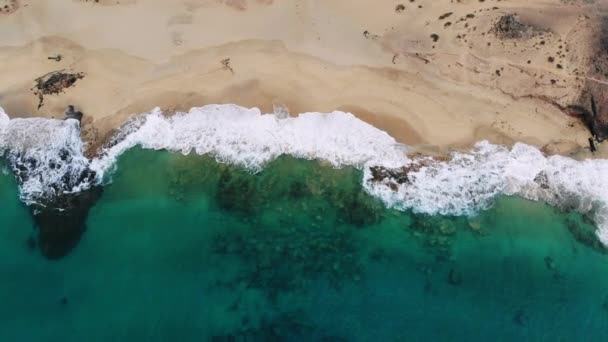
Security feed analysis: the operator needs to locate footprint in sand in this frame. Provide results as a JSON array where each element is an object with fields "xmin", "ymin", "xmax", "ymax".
[
  {"xmin": 75, "ymin": 0, "xmax": 137, "ymax": 6},
  {"xmin": 171, "ymin": 31, "xmax": 184, "ymax": 46},
  {"xmin": 219, "ymin": 0, "xmax": 274, "ymax": 11},
  {"xmin": 0, "ymin": 0, "xmax": 19, "ymax": 15}
]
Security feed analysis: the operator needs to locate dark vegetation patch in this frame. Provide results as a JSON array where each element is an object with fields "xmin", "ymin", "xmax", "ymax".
[
  {"xmin": 439, "ymin": 12, "xmax": 453, "ymax": 20},
  {"xmin": 492, "ymin": 14, "xmax": 545, "ymax": 40},
  {"xmin": 31, "ymin": 70, "xmax": 85, "ymax": 109}
]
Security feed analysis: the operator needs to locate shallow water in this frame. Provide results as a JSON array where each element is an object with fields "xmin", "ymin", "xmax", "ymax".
[{"xmin": 1, "ymin": 148, "xmax": 608, "ymax": 341}]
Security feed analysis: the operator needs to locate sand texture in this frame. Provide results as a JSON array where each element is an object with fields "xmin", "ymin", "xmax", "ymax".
[{"xmin": 1, "ymin": 0, "xmax": 607, "ymax": 157}]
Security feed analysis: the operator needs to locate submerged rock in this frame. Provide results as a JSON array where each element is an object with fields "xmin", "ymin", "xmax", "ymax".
[
  {"xmin": 9, "ymin": 149, "xmax": 102, "ymax": 258},
  {"xmin": 216, "ymin": 168, "xmax": 259, "ymax": 214},
  {"xmin": 2, "ymin": 112, "xmax": 102, "ymax": 259},
  {"xmin": 31, "ymin": 186, "xmax": 102, "ymax": 259},
  {"xmin": 565, "ymin": 216, "xmax": 608, "ymax": 254},
  {"xmin": 544, "ymin": 256, "xmax": 556, "ymax": 271},
  {"xmin": 211, "ymin": 311, "xmax": 315, "ymax": 341},
  {"xmin": 337, "ymin": 191, "xmax": 384, "ymax": 227},
  {"xmin": 211, "ymin": 220, "xmax": 361, "ymax": 300},
  {"xmin": 447, "ymin": 268, "xmax": 462, "ymax": 286},
  {"xmin": 513, "ymin": 308, "xmax": 528, "ymax": 327}
]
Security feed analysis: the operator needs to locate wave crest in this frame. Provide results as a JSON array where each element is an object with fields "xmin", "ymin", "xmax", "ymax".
[{"xmin": 2, "ymin": 104, "xmax": 608, "ymax": 245}]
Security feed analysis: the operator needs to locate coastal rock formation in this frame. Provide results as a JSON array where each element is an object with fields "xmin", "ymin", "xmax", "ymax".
[
  {"xmin": 368, "ymin": 158, "xmax": 443, "ymax": 191},
  {"xmin": 568, "ymin": 16, "xmax": 608, "ymax": 141},
  {"xmin": 2, "ymin": 107, "xmax": 102, "ymax": 259},
  {"xmin": 7, "ymin": 143, "xmax": 101, "ymax": 258},
  {"xmin": 7, "ymin": 146, "xmax": 101, "ymax": 258},
  {"xmin": 64, "ymin": 105, "xmax": 84, "ymax": 122},
  {"xmin": 570, "ymin": 85, "xmax": 608, "ymax": 141}
]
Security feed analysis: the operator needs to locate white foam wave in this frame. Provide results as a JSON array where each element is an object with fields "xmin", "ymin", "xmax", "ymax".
[
  {"xmin": 0, "ymin": 107, "xmax": 92, "ymax": 205},
  {"xmin": 1, "ymin": 104, "xmax": 608, "ymax": 245},
  {"xmin": 0, "ymin": 108, "xmax": 9, "ymax": 135},
  {"xmin": 89, "ymin": 104, "xmax": 410, "ymax": 176},
  {"xmin": 364, "ymin": 141, "xmax": 608, "ymax": 245}
]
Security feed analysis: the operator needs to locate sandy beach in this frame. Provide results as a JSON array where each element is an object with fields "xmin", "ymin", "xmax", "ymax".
[{"xmin": 1, "ymin": 0, "xmax": 607, "ymax": 156}]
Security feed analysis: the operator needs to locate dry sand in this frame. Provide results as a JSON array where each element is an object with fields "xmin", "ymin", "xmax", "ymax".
[{"xmin": 1, "ymin": 0, "xmax": 607, "ymax": 157}]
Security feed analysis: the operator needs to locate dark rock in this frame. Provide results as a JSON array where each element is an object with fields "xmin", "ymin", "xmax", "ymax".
[
  {"xmin": 338, "ymin": 192, "xmax": 384, "ymax": 227},
  {"xmin": 513, "ymin": 308, "xmax": 527, "ymax": 326},
  {"xmin": 216, "ymin": 168, "xmax": 258, "ymax": 214},
  {"xmin": 211, "ymin": 311, "xmax": 314, "ymax": 341},
  {"xmin": 533, "ymin": 171, "xmax": 550, "ymax": 189},
  {"xmin": 447, "ymin": 268, "xmax": 462, "ymax": 286},
  {"xmin": 589, "ymin": 137, "xmax": 597, "ymax": 152},
  {"xmin": 369, "ymin": 165, "xmax": 410, "ymax": 184},
  {"xmin": 544, "ymin": 256, "xmax": 556, "ymax": 270},
  {"xmin": 565, "ymin": 217, "xmax": 608, "ymax": 254},
  {"xmin": 568, "ymin": 84, "xmax": 608, "ymax": 142},
  {"xmin": 4, "ymin": 126, "xmax": 102, "ymax": 259},
  {"xmin": 26, "ymin": 235, "xmax": 36, "ymax": 250},
  {"xmin": 64, "ymin": 105, "xmax": 84, "ymax": 122},
  {"xmin": 31, "ymin": 185, "xmax": 102, "ymax": 259},
  {"xmin": 566, "ymin": 17, "xmax": 608, "ymax": 141}
]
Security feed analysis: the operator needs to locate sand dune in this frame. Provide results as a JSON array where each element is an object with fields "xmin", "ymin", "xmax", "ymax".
[{"xmin": 0, "ymin": 0, "xmax": 606, "ymax": 157}]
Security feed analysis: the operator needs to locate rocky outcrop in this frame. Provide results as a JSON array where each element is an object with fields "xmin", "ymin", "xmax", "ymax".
[
  {"xmin": 7, "ymin": 146, "xmax": 101, "ymax": 259},
  {"xmin": 567, "ymin": 16, "xmax": 608, "ymax": 142},
  {"xmin": 368, "ymin": 158, "xmax": 444, "ymax": 190},
  {"xmin": 64, "ymin": 105, "xmax": 84, "ymax": 122},
  {"xmin": 3, "ymin": 106, "xmax": 102, "ymax": 259}
]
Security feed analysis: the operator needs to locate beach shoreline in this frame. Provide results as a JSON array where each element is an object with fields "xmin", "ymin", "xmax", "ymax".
[{"xmin": 1, "ymin": 0, "xmax": 607, "ymax": 158}]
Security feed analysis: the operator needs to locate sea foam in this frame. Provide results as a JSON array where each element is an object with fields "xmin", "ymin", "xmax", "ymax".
[
  {"xmin": 0, "ymin": 107, "xmax": 92, "ymax": 205},
  {"xmin": 1, "ymin": 104, "xmax": 608, "ymax": 244},
  {"xmin": 364, "ymin": 142, "xmax": 608, "ymax": 244},
  {"xmin": 89, "ymin": 104, "xmax": 410, "ymax": 175}
]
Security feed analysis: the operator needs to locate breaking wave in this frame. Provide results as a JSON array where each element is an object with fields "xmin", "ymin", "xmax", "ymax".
[
  {"xmin": 0, "ymin": 108, "xmax": 94, "ymax": 206},
  {"xmin": 1, "ymin": 104, "xmax": 608, "ymax": 244}
]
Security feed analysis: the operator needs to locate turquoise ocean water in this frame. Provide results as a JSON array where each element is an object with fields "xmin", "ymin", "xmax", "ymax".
[{"xmin": 1, "ymin": 148, "xmax": 608, "ymax": 341}]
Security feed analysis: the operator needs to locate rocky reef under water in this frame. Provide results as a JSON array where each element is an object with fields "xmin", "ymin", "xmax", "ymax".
[{"xmin": 2, "ymin": 108, "xmax": 102, "ymax": 259}]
